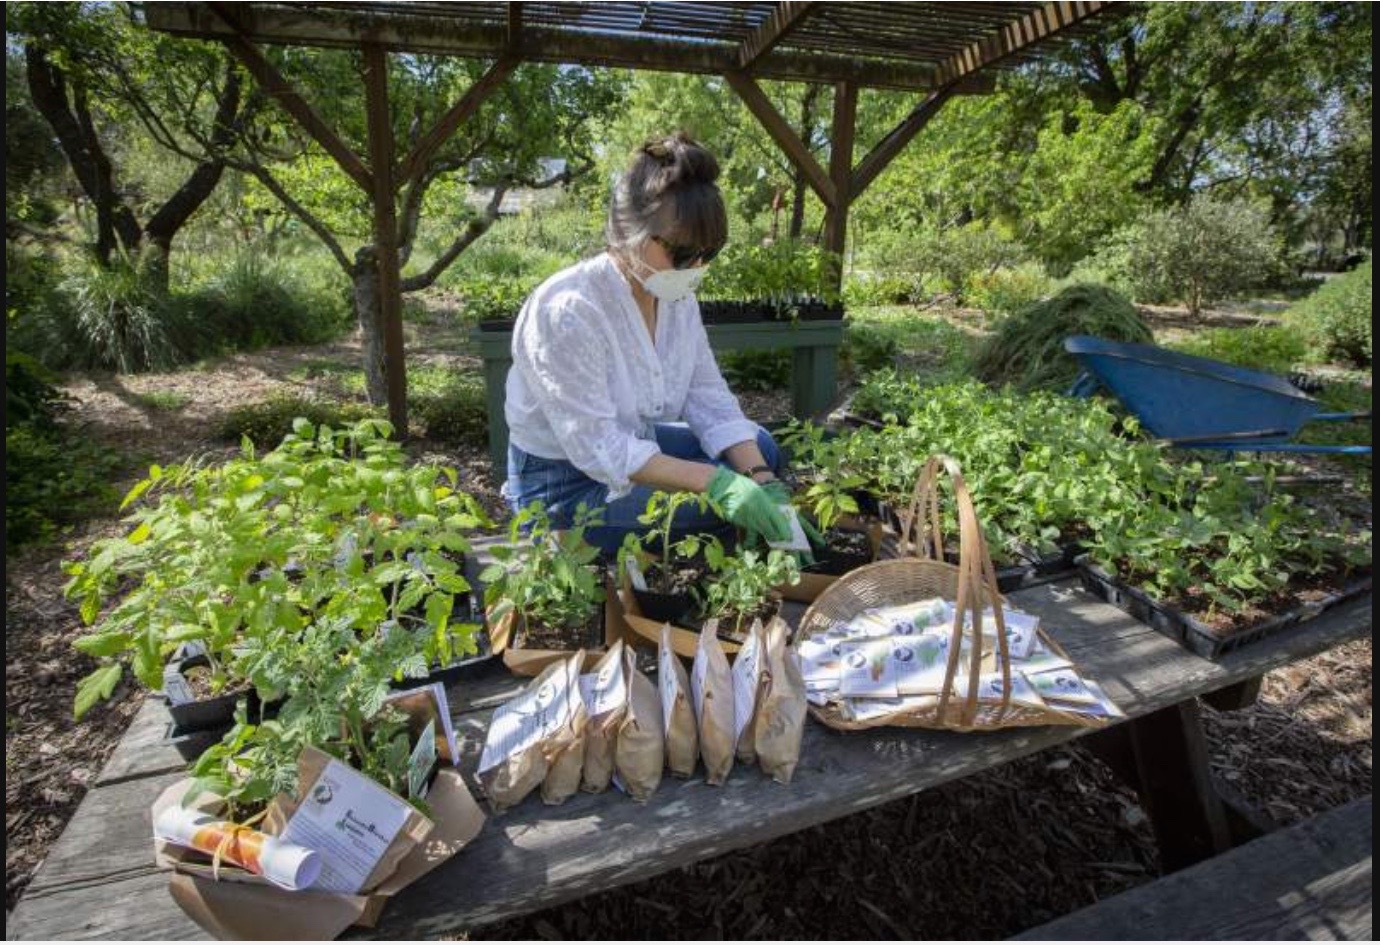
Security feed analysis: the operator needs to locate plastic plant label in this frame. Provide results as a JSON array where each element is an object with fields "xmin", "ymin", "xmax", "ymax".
[
  {"xmin": 407, "ymin": 719, "xmax": 437, "ymax": 799},
  {"xmin": 625, "ymin": 556, "xmax": 648, "ymax": 592},
  {"xmin": 162, "ymin": 667, "xmax": 196, "ymax": 706}
]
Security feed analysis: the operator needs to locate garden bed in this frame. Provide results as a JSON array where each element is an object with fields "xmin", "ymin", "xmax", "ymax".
[{"xmin": 1076, "ymin": 555, "xmax": 1373, "ymax": 659}]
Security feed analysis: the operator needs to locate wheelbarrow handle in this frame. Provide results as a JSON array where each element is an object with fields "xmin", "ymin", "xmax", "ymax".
[{"xmin": 1309, "ymin": 411, "xmax": 1371, "ymax": 423}]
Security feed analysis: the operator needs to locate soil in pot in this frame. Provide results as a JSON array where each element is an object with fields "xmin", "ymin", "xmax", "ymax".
[
  {"xmin": 514, "ymin": 606, "xmax": 605, "ymax": 652},
  {"xmin": 805, "ymin": 526, "xmax": 874, "ymax": 577},
  {"xmin": 703, "ymin": 596, "xmax": 782, "ymax": 643},
  {"xmin": 166, "ymin": 656, "xmax": 260, "ymax": 733}
]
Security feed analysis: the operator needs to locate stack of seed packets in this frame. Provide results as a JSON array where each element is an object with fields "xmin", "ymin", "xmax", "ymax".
[{"xmin": 797, "ymin": 597, "xmax": 1124, "ymax": 723}]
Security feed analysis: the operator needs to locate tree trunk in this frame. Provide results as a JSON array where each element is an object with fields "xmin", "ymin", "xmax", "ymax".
[{"xmin": 352, "ymin": 246, "xmax": 389, "ymax": 405}]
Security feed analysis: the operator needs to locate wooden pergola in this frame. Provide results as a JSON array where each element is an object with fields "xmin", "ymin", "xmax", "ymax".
[{"xmin": 142, "ymin": 1, "xmax": 1115, "ymax": 435}]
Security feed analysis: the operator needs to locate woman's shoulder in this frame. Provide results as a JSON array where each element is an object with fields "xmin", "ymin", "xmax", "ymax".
[{"xmin": 517, "ymin": 254, "xmax": 616, "ymax": 337}]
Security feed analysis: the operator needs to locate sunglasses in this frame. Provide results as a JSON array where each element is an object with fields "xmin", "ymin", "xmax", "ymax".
[{"xmin": 652, "ymin": 235, "xmax": 722, "ymax": 270}]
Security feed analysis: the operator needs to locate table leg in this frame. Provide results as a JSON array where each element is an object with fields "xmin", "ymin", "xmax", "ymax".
[
  {"xmin": 792, "ymin": 343, "xmax": 839, "ymax": 420},
  {"xmin": 482, "ymin": 357, "xmax": 511, "ymax": 476},
  {"xmin": 1085, "ymin": 699, "xmax": 1234, "ymax": 872},
  {"xmin": 1200, "ymin": 675, "xmax": 1263, "ymax": 711}
]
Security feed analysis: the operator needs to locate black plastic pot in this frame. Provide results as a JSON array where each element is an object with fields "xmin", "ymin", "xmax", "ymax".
[
  {"xmin": 479, "ymin": 317, "xmax": 517, "ymax": 332},
  {"xmin": 804, "ymin": 546, "xmax": 873, "ymax": 577},
  {"xmin": 700, "ymin": 300, "xmax": 770, "ymax": 324},
  {"xmin": 630, "ymin": 587, "xmax": 697, "ymax": 625},
  {"xmin": 1075, "ymin": 554, "xmax": 1373, "ymax": 660},
  {"xmin": 163, "ymin": 655, "xmax": 263, "ymax": 734},
  {"xmin": 1010, "ymin": 540, "xmax": 1086, "ymax": 578}
]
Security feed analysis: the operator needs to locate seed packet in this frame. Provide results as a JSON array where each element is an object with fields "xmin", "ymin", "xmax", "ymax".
[
  {"xmin": 731, "ymin": 620, "xmax": 768, "ymax": 764},
  {"xmin": 659, "ymin": 624, "xmax": 698, "ymax": 778},
  {"xmin": 753, "ymin": 618, "xmax": 807, "ymax": 785},
  {"xmin": 867, "ymin": 598, "xmax": 951, "ymax": 635},
  {"xmin": 797, "ymin": 633, "xmax": 847, "ymax": 691},
  {"xmin": 1023, "ymin": 667, "xmax": 1101, "ymax": 706},
  {"xmin": 613, "ymin": 647, "xmax": 665, "ymax": 801},
  {"xmin": 890, "ymin": 633, "xmax": 961, "ymax": 696},
  {"xmin": 1005, "ymin": 642, "xmax": 1074, "ymax": 675},
  {"xmin": 540, "ymin": 683, "xmax": 588, "ymax": 806},
  {"xmin": 967, "ymin": 670, "xmax": 1047, "ymax": 708},
  {"xmin": 478, "ymin": 651, "xmax": 584, "ymax": 813},
  {"xmin": 1068, "ymin": 679, "xmax": 1126, "ymax": 719},
  {"xmin": 579, "ymin": 641, "xmax": 628, "ymax": 794},
  {"xmin": 837, "ymin": 638, "xmax": 898, "ymax": 699},
  {"xmin": 841, "ymin": 694, "xmax": 939, "ymax": 722},
  {"xmin": 691, "ymin": 620, "xmax": 736, "ymax": 785},
  {"xmin": 965, "ymin": 607, "xmax": 1041, "ymax": 660}
]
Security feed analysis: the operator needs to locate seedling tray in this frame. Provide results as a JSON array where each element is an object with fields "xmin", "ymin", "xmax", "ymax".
[{"xmin": 1075, "ymin": 555, "xmax": 1373, "ymax": 659}]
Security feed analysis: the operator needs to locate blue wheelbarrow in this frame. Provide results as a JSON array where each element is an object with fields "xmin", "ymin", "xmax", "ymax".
[{"xmin": 1064, "ymin": 335, "xmax": 1371, "ymax": 455}]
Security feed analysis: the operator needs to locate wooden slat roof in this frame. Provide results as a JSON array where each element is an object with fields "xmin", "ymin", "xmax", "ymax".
[{"xmin": 141, "ymin": 1, "xmax": 1119, "ymax": 91}]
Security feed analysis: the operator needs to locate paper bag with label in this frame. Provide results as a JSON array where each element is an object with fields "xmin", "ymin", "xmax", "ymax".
[
  {"xmin": 579, "ymin": 640, "xmax": 628, "ymax": 794},
  {"xmin": 153, "ymin": 742, "xmax": 485, "ymax": 940},
  {"xmin": 541, "ymin": 668, "xmax": 588, "ymax": 806},
  {"xmin": 731, "ymin": 620, "xmax": 768, "ymax": 765},
  {"xmin": 659, "ymin": 623, "xmax": 698, "ymax": 778},
  {"xmin": 613, "ymin": 645, "xmax": 665, "ymax": 801},
  {"xmin": 691, "ymin": 619, "xmax": 736, "ymax": 785},
  {"xmin": 753, "ymin": 617, "xmax": 807, "ymax": 785},
  {"xmin": 477, "ymin": 651, "xmax": 584, "ymax": 813}
]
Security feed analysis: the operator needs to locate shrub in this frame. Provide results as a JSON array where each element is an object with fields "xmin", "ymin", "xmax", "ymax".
[
  {"xmin": 50, "ymin": 255, "xmax": 200, "ymax": 372},
  {"xmin": 191, "ymin": 248, "xmax": 350, "ymax": 349},
  {"xmin": 842, "ymin": 273, "xmax": 918, "ymax": 307},
  {"xmin": 1124, "ymin": 196, "xmax": 1282, "ymax": 314},
  {"xmin": 6, "ymin": 424, "xmax": 123, "ymax": 553},
  {"xmin": 5, "ymin": 350, "xmax": 72, "ymax": 429},
  {"xmin": 217, "ymin": 393, "xmax": 383, "ymax": 448},
  {"xmin": 973, "ymin": 283, "xmax": 1152, "ymax": 391},
  {"xmin": 964, "ymin": 262, "xmax": 1054, "ymax": 317},
  {"xmin": 412, "ymin": 377, "xmax": 490, "ymax": 446},
  {"xmin": 718, "ymin": 349, "xmax": 792, "ymax": 392},
  {"xmin": 1168, "ymin": 326, "xmax": 1308, "ymax": 375},
  {"xmin": 453, "ymin": 274, "xmax": 540, "ymax": 324},
  {"xmin": 840, "ymin": 324, "xmax": 900, "ymax": 376},
  {"xmin": 1289, "ymin": 260, "xmax": 1371, "ymax": 366}
]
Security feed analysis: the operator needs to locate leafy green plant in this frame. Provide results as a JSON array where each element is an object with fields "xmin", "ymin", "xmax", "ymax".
[
  {"xmin": 700, "ymin": 238, "xmax": 840, "ymax": 306},
  {"xmin": 481, "ymin": 502, "xmax": 605, "ymax": 636},
  {"xmin": 66, "ymin": 417, "xmax": 489, "ymax": 719},
  {"xmin": 964, "ymin": 263, "xmax": 1053, "ymax": 318},
  {"xmin": 616, "ymin": 491, "xmax": 719, "ymax": 594},
  {"xmin": 1288, "ymin": 260, "xmax": 1371, "ymax": 366},
  {"xmin": 5, "ymin": 424, "xmax": 124, "ymax": 554},
  {"xmin": 973, "ymin": 283, "xmax": 1152, "ymax": 391},
  {"xmin": 718, "ymin": 349, "xmax": 791, "ymax": 392},
  {"xmin": 840, "ymin": 323, "xmax": 900, "ymax": 376},
  {"xmin": 5, "ymin": 349, "xmax": 72, "ymax": 429},
  {"xmin": 217, "ymin": 393, "xmax": 383, "ymax": 447},
  {"xmin": 411, "ymin": 376, "xmax": 490, "ymax": 446},
  {"xmin": 696, "ymin": 543, "xmax": 800, "ymax": 636}
]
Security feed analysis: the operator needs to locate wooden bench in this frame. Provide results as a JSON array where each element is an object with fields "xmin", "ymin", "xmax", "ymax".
[{"xmin": 1013, "ymin": 796, "xmax": 1373, "ymax": 941}]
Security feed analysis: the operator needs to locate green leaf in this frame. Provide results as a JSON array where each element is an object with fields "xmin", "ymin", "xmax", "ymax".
[
  {"xmin": 74, "ymin": 664, "xmax": 123, "ymax": 720},
  {"xmin": 73, "ymin": 629, "xmax": 133, "ymax": 657}
]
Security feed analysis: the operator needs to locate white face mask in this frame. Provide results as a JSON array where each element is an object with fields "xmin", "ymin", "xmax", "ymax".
[{"xmin": 629, "ymin": 257, "xmax": 708, "ymax": 303}]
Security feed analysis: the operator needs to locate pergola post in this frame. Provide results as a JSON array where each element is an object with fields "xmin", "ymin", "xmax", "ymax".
[
  {"xmin": 362, "ymin": 44, "xmax": 408, "ymax": 435},
  {"xmin": 822, "ymin": 80, "xmax": 856, "ymax": 292}
]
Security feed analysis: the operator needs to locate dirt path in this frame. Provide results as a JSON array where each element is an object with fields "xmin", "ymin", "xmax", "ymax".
[{"xmin": 4, "ymin": 307, "xmax": 1371, "ymax": 932}]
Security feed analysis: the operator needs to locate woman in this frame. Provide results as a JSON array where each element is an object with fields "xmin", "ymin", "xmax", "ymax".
[{"xmin": 502, "ymin": 132, "xmax": 804, "ymax": 555}]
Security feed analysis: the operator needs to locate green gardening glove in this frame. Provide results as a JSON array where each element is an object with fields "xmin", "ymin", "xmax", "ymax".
[{"xmin": 706, "ymin": 467, "xmax": 792, "ymax": 544}]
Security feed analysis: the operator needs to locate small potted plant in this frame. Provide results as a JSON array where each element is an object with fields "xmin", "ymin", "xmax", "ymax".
[
  {"xmin": 481, "ymin": 502, "xmax": 609, "ymax": 675},
  {"xmin": 695, "ymin": 544, "xmax": 801, "ymax": 642},
  {"xmin": 616, "ymin": 490, "xmax": 723, "ymax": 624}
]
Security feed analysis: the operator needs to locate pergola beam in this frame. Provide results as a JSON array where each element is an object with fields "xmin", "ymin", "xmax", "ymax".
[
  {"xmin": 396, "ymin": 56, "xmax": 519, "ymax": 185},
  {"xmin": 723, "ymin": 70, "xmax": 837, "ymax": 210},
  {"xmin": 933, "ymin": 1, "xmax": 1109, "ymax": 86},
  {"xmin": 362, "ymin": 44, "xmax": 408, "ymax": 435},
  {"xmin": 851, "ymin": 85, "xmax": 958, "ymax": 199},
  {"xmin": 205, "ymin": 3, "xmax": 373, "ymax": 193},
  {"xmin": 738, "ymin": 2, "xmax": 817, "ymax": 70},
  {"xmin": 144, "ymin": 4, "xmax": 945, "ymax": 91},
  {"xmin": 506, "ymin": 3, "xmax": 522, "ymax": 55}
]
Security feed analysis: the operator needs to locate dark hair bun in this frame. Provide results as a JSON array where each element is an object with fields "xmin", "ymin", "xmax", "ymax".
[{"xmin": 639, "ymin": 132, "xmax": 720, "ymax": 190}]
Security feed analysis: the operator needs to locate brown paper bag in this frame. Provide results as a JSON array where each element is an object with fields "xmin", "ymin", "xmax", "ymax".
[
  {"xmin": 692, "ymin": 620, "xmax": 736, "ymax": 785},
  {"xmin": 541, "ymin": 683, "xmax": 588, "ymax": 805},
  {"xmin": 579, "ymin": 640, "xmax": 628, "ymax": 794},
  {"xmin": 613, "ymin": 646, "xmax": 665, "ymax": 801},
  {"xmin": 478, "ymin": 651, "xmax": 584, "ymax": 813},
  {"xmin": 154, "ymin": 744, "xmax": 485, "ymax": 940},
  {"xmin": 659, "ymin": 623, "xmax": 698, "ymax": 778},
  {"xmin": 753, "ymin": 616, "xmax": 808, "ymax": 785},
  {"xmin": 731, "ymin": 619, "xmax": 768, "ymax": 765}
]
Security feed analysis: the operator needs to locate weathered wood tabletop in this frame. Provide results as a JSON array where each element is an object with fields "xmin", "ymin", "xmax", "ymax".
[{"xmin": 7, "ymin": 579, "xmax": 1371, "ymax": 941}]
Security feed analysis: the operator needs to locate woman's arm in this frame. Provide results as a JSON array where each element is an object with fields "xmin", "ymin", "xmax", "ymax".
[{"xmin": 629, "ymin": 439, "xmax": 773, "ymax": 495}]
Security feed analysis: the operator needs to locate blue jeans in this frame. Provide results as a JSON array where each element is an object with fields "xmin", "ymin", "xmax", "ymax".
[{"xmin": 503, "ymin": 423, "xmax": 783, "ymax": 555}]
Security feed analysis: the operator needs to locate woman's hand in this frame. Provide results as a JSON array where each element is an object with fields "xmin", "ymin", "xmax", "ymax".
[{"xmin": 706, "ymin": 468, "xmax": 792, "ymax": 543}]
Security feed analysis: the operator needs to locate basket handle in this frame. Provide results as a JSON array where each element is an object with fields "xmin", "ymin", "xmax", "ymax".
[{"xmin": 899, "ymin": 455, "xmax": 1012, "ymax": 727}]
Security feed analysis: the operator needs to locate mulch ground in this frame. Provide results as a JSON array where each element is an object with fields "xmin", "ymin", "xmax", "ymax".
[{"xmin": 5, "ymin": 306, "xmax": 1372, "ymax": 935}]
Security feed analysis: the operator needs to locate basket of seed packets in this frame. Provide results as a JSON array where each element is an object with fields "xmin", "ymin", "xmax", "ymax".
[{"xmin": 794, "ymin": 455, "xmax": 1123, "ymax": 732}]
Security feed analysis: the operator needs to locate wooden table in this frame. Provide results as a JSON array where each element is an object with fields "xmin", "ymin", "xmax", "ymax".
[{"xmin": 7, "ymin": 580, "xmax": 1370, "ymax": 941}]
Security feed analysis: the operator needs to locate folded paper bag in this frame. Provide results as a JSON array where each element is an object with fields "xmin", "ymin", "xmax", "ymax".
[{"xmin": 153, "ymin": 745, "xmax": 485, "ymax": 941}]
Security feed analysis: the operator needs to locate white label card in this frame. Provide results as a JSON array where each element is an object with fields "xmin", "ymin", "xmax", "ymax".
[
  {"xmin": 767, "ymin": 505, "xmax": 811, "ymax": 552},
  {"xmin": 280, "ymin": 757, "xmax": 413, "ymax": 894},
  {"xmin": 477, "ymin": 667, "xmax": 579, "ymax": 775}
]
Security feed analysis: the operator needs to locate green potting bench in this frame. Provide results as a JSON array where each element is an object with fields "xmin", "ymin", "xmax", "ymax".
[{"xmin": 471, "ymin": 319, "xmax": 846, "ymax": 474}]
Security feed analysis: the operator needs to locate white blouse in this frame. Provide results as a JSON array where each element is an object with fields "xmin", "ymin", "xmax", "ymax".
[{"xmin": 505, "ymin": 253, "xmax": 759, "ymax": 499}]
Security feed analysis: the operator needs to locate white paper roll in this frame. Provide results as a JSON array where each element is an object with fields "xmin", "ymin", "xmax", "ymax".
[{"xmin": 154, "ymin": 805, "xmax": 322, "ymax": 891}]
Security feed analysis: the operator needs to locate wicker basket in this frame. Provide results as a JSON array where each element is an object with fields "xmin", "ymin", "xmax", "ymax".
[{"xmin": 796, "ymin": 455, "xmax": 1108, "ymax": 733}]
